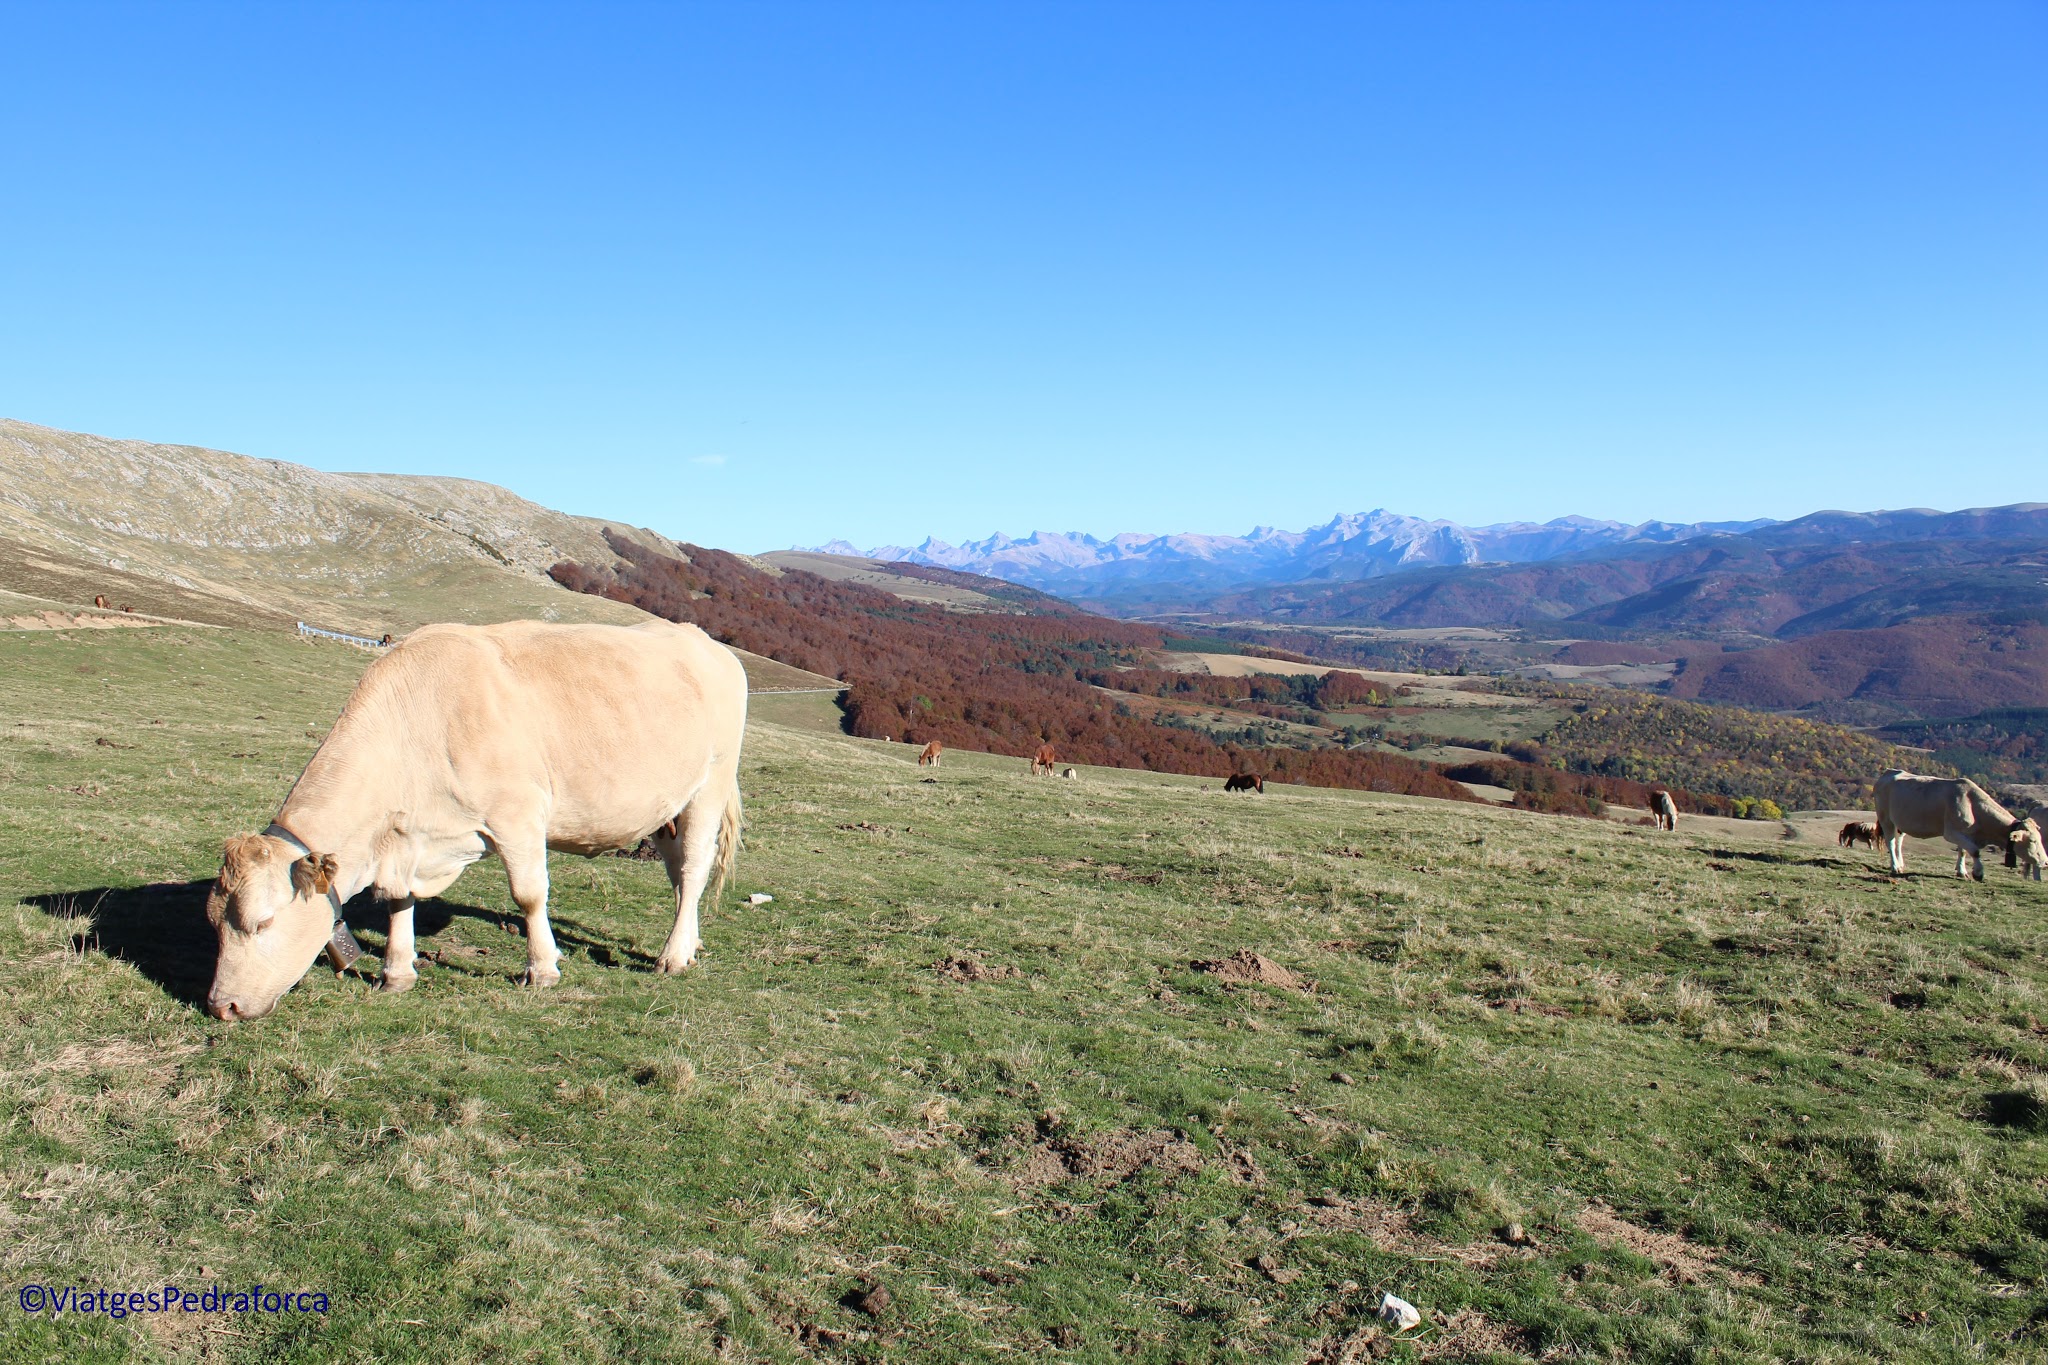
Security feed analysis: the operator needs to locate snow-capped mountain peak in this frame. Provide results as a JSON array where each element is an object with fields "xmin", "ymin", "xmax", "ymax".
[{"xmin": 791, "ymin": 509, "xmax": 1774, "ymax": 599}]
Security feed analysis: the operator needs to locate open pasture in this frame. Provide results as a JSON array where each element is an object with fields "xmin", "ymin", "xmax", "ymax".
[{"xmin": 4, "ymin": 628, "xmax": 2048, "ymax": 1361}]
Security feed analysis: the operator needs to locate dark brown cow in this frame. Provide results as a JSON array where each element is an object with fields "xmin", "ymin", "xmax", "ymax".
[
  {"xmin": 1837, "ymin": 820, "xmax": 1880, "ymax": 850},
  {"xmin": 1224, "ymin": 773, "xmax": 1264, "ymax": 793},
  {"xmin": 1031, "ymin": 744, "xmax": 1057, "ymax": 776},
  {"xmin": 917, "ymin": 740, "xmax": 943, "ymax": 767}
]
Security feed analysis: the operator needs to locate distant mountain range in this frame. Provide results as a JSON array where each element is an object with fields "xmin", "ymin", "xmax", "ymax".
[
  {"xmin": 804, "ymin": 505, "xmax": 2048, "ymax": 622},
  {"xmin": 800, "ymin": 510, "xmax": 1776, "ymax": 605},
  {"xmin": 1205, "ymin": 504, "xmax": 2048, "ymax": 633}
]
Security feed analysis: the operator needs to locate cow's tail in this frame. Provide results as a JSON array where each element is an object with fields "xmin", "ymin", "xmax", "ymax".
[{"xmin": 711, "ymin": 778, "xmax": 744, "ymax": 905}]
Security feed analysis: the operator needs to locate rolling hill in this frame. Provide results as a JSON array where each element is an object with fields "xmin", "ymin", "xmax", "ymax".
[
  {"xmin": 0, "ymin": 419, "xmax": 840, "ymax": 693},
  {"xmin": 0, "ymin": 417, "xmax": 677, "ymax": 634}
]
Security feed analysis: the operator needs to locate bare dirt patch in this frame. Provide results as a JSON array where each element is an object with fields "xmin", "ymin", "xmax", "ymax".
[
  {"xmin": 1010, "ymin": 1127, "xmax": 1205, "ymax": 1189},
  {"xmin": 1419, "ymin": 1307, "xmax": 1530, "ymax": 1359},
  {"xmin": 1296, "ymin": 1194, "xmax": 1525, "ymax": 1269},
  {"xmin": 1304, "ymin": 1326, "xmax": 1390, "ymax": 1363},
  {"xmin": 1192, "ymin": 949, "xmax": 1313, "ymax": 992},
  {"xmin": 933, "ymin": 955, "xmax": 1019, "ymax": 983},
  {"xmin": 1577, "ymin": 1200, "xmax": 1756, "ymax": 1285}
]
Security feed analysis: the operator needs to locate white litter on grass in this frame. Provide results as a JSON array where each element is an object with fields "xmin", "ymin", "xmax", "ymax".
[
  {"xmin": 745, "ymin": 893, "xmax": 774, "ymax": 906},
  {"xmin": 1377, "ymin": 1292, "xmax": 1420, "ymax": 1332}
]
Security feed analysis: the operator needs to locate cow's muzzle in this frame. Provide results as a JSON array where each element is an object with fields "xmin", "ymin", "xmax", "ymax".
[{"xmin": 206, "ymin": 993, "xmax": 274, "ymax": 1022}]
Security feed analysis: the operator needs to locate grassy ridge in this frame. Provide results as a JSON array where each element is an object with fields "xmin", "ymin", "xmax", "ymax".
[{"xmin": 4, "ymin": 628, "xmax": 2048, "ymax": 1361}]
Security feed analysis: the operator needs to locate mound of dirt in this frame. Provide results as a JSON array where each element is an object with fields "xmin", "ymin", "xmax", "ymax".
[
  {"xmin": 1012, "ymin": 1128, "xmax": 1204, "ymax": 1189},
  {"xmin": 934, "ymin": 955, "xmax": 1018, "ymax": 983},
  {"xmin": 1192, "ymin": 949, "xmax": 1312, "ymax": 992}
]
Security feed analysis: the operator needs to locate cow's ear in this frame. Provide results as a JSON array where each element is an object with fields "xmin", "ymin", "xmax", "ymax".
[{"xmin": 291, "ymin": 853, "xmax": 338, "ymax": 898}]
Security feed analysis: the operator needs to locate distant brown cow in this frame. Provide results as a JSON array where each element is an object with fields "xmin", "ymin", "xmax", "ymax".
[
  {"xmin": 94, "ymin": 594, "xmax": 107, "ymax": 609},
  {"xmin": 1837, "ymin": 820, "xmax": 1880, "ymax": 850},
  {"xmin": 1031, "ymin": 744, "xmax": 1057, "ymax": 776},
  {"xmin": 121, "ymin": 604, "xmax": 133, "ymax": 613},
  {"xmin": 1651, "ymin": 791, "xmax": 1678, "ymax": 831},
  {"xmin": 1224, "ymin": 774, "xmax": 1264, "ymax": 793},
  {"xmin": 918, "ymin": 740, "xmax": 943, "ymax": 767}
]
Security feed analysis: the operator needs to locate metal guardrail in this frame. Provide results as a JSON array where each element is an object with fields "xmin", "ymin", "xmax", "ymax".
[{"xmin": 297, "ymin": 621, "xmax": 393, "ymax": 650}]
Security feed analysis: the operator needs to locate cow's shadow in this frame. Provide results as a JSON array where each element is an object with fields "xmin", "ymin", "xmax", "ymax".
[
  {"xmin": 1700, "ymin": 847, "xmax": 1851, "ymax": 872},
  {"xmin": 22, "ymin": 881, "xmax": 660, "ymax": 1009},
  {"xmin": 24, "ymin": 880, "xmax": 222, "ymax": 1006}
]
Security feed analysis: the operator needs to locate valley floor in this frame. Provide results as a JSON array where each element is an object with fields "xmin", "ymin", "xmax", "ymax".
[{"xmin": 3, "ymin": 628, "xmax": 2046, "ymax": 1362}]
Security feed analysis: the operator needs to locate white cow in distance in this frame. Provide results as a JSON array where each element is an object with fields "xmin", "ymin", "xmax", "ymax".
[
  {"xmin": 205, "ymin": 620, "xmax": 748, "ymax": 1020},
  {"xmin": 1874, "ymin": 770, "xmax": 2043, "ymax": 882}
]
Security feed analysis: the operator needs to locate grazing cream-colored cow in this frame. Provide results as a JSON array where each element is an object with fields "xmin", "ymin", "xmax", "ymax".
[
  {"xmin": 917, "ymin": 740, "xmax": 943, "ymax": 767},
  {"xmin": 1874, "ymin": 770, "xmax": 2042, "ymax": 882},
  {"xmin": 1651, "ymin": 791, "xmax": 1679, "ymax": 831},
  {"xmin": 204, "ymin": 620, "xmax": 748, "ymax": 1020}
]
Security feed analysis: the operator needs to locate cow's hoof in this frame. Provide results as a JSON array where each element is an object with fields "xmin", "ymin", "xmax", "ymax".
[
  {"xmin": 379, "ymin": 971, "xmax": 417, "ymax": 994},
  {"xmin": 522, "ymin": 966, "xmax": 561, "ymax": 988},
  {"xmin": 655, "ymin": 952, "xmax": 698, "ymax": 975}
]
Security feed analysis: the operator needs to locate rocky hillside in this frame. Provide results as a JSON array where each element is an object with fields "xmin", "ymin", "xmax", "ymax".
[{"xmin": 0, "ymin": 418, "xmax": 680, "ymax": 634}]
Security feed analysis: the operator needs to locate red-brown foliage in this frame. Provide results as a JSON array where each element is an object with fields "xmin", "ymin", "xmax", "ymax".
[
  {"xmin": 1667, "ymin": 615, "xmax": 2048, "ymax": 714},
  {"xmin": 552, "ymin": 536, "xmax": 1479, "ymax": 803}
]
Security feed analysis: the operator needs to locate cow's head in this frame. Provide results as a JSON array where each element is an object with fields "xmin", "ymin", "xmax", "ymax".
[
  {"xmin": 204, "ymin": 834, "xmax": 338, "ymax": 1021},
  {"xmin": 2007, "ymin": 819, "xmax": 2044, "ymax": 877}
]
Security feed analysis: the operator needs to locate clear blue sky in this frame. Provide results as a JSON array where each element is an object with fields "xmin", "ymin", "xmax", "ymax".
[{"xmin": 4, "ymin": 2, "xmax": 2042, "ymax": 552}]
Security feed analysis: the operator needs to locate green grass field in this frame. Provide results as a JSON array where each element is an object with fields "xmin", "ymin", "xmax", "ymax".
[{"xmin": 4, "ymin": 628, "xmax": 2048, "ymax": 1362}]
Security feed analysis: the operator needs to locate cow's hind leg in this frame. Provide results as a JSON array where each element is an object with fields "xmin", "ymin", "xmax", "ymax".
[
  {"xmin": 654, "ymin": 783, "xmax": 736, "ymax": 974},
  {"xmin": 380, "ymin": 895, "xmax": 418, "ymax": 994},
  {"xmin": 500, "ymin": 844, "xmax": 562, "ymax": 986}
]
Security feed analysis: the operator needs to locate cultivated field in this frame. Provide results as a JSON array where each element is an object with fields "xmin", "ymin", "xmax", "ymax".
[{"xmin": 5, "ymin": 628, "xmax": 2048, "ymax": 1362}]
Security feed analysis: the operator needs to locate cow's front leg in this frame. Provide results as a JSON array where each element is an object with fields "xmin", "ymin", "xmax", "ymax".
[
  {"xmin": 380, "ymin": 895, "xmax": 418, "ymax": 993},
  {"xmin": 502, "ymin": 846, "xmax": 562, "ymax": 987}
]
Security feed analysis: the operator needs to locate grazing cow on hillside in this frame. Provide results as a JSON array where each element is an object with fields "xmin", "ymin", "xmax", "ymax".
[
  {"xmin": 1651, "ymin": 790, "xmax": 1679, "ymax": 831},
  {"xmin": 1061, "ymin": 767, "xmax": 1078, "ymax": 779},
  {"xmin": 1224, "ymin": 773, "xmax": 1264, "ymax": 793},
  {"xmin": 1837, "ymin": 820, "xmax": 1880, "ymax": 850},
  {"xmin": 203, "ymin": 620, "xmax": 748, "ymax": 1021},
  {"xmin": 93, "ymin": 594, "xmax": 107, "ymax": 608},
  {"xmin": 1031, "ymin": 744, "xmax": 1058, "ymax": 776},
  {"xmin": 1874, "ymin": 770, "xmax": 2043, "ymax": 882},
  {"xmin": 917, "ymin": 740, "xmax": 943, "ymax": 767}
]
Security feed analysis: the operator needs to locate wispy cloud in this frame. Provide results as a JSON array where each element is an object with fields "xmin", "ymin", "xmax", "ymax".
[{"xmin": 689, "ymin": 454, "xmax": 728, "ymax": 466}]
